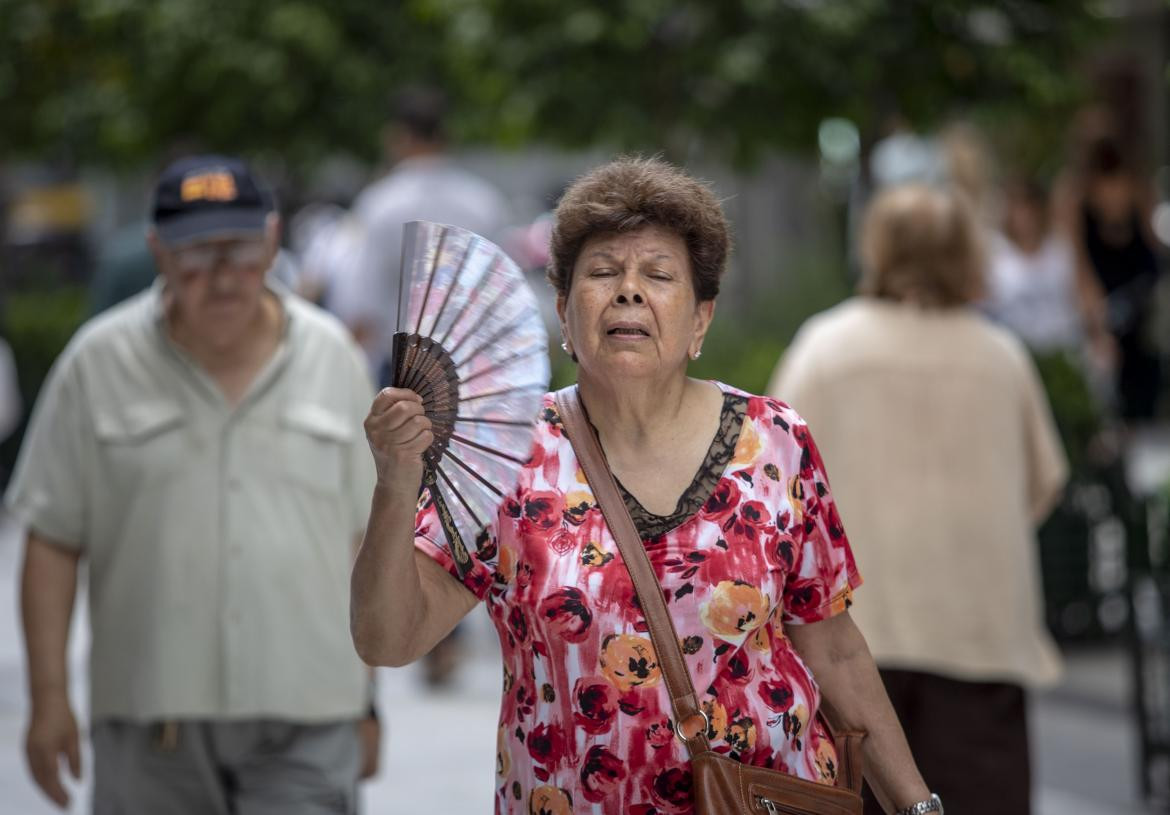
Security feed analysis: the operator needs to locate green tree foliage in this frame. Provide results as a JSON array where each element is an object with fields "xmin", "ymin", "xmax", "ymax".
[{"xmin": 0, "ymin": 0, "xmax": 1108, "ymax": 166}]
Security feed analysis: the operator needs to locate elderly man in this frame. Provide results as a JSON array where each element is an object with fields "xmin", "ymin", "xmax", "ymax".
[{"xmin": 10, "ymin": 155, "xmax": 378, "ymax": 814}]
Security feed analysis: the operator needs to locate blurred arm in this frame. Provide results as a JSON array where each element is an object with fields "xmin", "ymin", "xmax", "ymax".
[
  {"xmin": 22, "ymin": 532, "xmax": 78, "ymax": 712},
  {"xmin": 21, "ymin": 531, "xmax": 82, "ymax": 808},
  {"xmin": 787, "ymin": 612, "xmax": 930, "ymax": 814},
  {"xmin": 1053, "ymin": 178, "xmax": 1113, "ymax": 354}
]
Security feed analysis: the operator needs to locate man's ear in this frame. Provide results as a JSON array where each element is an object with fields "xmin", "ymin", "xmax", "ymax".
[
  {"xmin": 260, "ymin": 214, "xmax": 282, "ymax": 271},
  {"xmin": 146, "ymin": 229, "xmax": 167, "ymax": 275},
  {"xmin": 265, "ymin": 214, "xmax": 282, "ymax": 253}
]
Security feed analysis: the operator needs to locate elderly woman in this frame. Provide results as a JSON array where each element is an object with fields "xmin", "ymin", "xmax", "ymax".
[
  {"xmin": 351, "ymin": 158, "xmax": 938, "ymax": 814},
  {"xmin": 770, "ymin": 184, "xmax": 1069, "ymax": 814}
]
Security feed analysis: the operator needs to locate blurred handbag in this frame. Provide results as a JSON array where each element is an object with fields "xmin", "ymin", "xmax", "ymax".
[{"xmin": 555, "ymin": 386, "xmax": 865, "ymax": 815}]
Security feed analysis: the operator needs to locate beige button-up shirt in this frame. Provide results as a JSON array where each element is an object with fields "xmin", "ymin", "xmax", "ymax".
[
  {"xmin": 769, "ymin": 298, "xmax": 1069, "ymax": 687},
  {"xmin": 7, "ymin": 282, "xmax": 375, "ymax": 721}
]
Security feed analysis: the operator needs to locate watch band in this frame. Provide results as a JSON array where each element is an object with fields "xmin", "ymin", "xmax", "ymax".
[{"xmin": 897, "ymin": 793, "xmax": 943, "ymax": 815}]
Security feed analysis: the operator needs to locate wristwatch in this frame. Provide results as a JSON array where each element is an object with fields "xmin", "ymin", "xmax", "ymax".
[{"xmin": 896, "ymin": 794, "xmax": 943, "ymax": 815}]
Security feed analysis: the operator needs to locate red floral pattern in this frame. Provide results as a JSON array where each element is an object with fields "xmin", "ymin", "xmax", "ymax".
[{"xmin": 415, "ymin": 383, "xmax": 862, "ymax": 813}]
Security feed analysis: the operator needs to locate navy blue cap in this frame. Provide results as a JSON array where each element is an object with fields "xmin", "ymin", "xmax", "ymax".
[{"xmin": 151, "ymin": 155, "xmax": 275, "ymax": 246}]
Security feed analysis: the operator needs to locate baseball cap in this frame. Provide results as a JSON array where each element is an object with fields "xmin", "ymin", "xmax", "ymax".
[{"xmin": 151, "ymin": 155, "xmax": 275, "ymax": 247}]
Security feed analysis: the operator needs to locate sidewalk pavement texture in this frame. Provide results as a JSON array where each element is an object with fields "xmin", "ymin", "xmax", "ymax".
[{"xmin": 0, "ymin": 512, "xmax": 1152, "ymax": 814}]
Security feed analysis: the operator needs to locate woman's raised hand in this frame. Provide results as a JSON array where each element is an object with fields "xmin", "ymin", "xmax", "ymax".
[{"xmin": 364, "ymin": 388, "xmax": 434, "ymax": 493}]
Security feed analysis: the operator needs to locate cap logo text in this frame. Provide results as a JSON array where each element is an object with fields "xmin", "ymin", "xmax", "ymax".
[{"xmin": 181, "ymin": 171, "xmax": 238, "ymax": 203}]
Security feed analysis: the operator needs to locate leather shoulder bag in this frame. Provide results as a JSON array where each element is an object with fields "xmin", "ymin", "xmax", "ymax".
[{"xmin": 555, "ymin": 386, "xmax": 864, "ymax": 815}]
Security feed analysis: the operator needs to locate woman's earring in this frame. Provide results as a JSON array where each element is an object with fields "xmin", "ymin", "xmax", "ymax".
[
  {"xmin": 691, "ymin": 349, "xmax": 702, "ymax": 360},
  {"xmin": 561, "ymin": 339, "xmax": 578, "ymax": 363}
]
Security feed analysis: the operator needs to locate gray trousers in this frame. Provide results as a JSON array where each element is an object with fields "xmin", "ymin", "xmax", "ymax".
[{"xmin": 91, "ymin": 719, "xmax": 361, "ymax": 815}]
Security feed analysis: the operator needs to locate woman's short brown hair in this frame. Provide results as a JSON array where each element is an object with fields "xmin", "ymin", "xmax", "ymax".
[
  {"xmin": 547, "ymin": 156, "xmax": 730, "ymax": 301},
  {"xmin": 859, "ymin": 184, "xmax": 985, "ymax": 308}
]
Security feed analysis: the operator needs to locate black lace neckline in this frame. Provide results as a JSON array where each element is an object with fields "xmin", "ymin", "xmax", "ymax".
[{"xmin": 615, "ymin": 392, "xmax": 748, "ymax": 539}]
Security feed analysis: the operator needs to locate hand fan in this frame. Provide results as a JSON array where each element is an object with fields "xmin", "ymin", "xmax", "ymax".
[{"xmin": 389, "ymin": 220, "xmax": 550, "ymax": 577}]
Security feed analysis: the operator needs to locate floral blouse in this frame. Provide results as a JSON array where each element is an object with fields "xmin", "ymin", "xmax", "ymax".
[{"xmin": 414, "ymin": 382, "xmax": 862, "ymax": 814}]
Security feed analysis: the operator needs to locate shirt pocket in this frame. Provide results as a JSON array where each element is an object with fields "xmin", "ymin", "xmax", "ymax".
[
  {"xmin": 93, "ymin": 400, "xmax": 188, "ymax": 488},
  {"xmin": 278, "ymin": 403, "xmax": 353, "ymax": 496}
]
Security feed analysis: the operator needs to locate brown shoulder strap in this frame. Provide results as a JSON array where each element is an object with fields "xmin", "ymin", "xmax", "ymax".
[{"xmin": 554, "ymin": 386, "xmax": 711, "ymax": 756}]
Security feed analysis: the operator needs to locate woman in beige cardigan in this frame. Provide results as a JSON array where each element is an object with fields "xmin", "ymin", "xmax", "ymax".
[{"xmin": 769, "ymin": 184, "xmax": 1069, "ymax": 815}]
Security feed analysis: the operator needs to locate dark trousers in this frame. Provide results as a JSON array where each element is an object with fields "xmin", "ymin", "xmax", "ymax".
[
  {"xmin": 1117, "ymin": 330, "xmax": 1161, "ymax": 420},
  {"xmin": 862, "ymin": 668, "xmax": 1031, "ymax": 815}
]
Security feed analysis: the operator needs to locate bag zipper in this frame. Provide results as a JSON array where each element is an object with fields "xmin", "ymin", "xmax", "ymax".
[{"xmin": 756, "ymin": 795, "xmax": 807, "ymax": 815}]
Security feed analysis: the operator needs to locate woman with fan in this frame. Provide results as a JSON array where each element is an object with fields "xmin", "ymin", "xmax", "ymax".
[{"xmin": 352, "ymin": 157, "xmax": 939, "ymax": 815}]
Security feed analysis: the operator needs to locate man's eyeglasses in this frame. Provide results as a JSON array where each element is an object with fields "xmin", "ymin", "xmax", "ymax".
[{"xmin": 171, "ymin": 240, "xmax": 269, "ymax": 277}]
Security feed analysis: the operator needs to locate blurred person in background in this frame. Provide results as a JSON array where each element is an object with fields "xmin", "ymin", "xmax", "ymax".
[
  {"xmin": 502, "ymin": 179, "xmax": 572, "ymax": 334},
  {"xmin": 0, "ymin": 330, "xmax": 22, "ymax": 460},
  {"xmin": 332, "ymin": 84, "xmax": 513, "ymax": 385},
  {"xmin": 353, "ymin": 157, "xmax": 944, "ymax": 815},
  {"xmin": 984, "ymin": 178, "xmax": 1086, "ymax": 353},
  {"xmin": 289, "ymin": 202, "xmax": 355, "ymax": 307},
  {"xmin": 769, "ymin": 185, "xmax": 1069, "ymax": 815},
  {"xmin": 333, "ymin": 84, "xmax": 513, "ymax": 688},
  {"xmin": 1060, "ymin": 129, "xmax": 1163, "ymax": 421},
  {"xmin": 938, "ymin": 122, "xmax": 999, "ymax": 228},
  {"xmin": 9, "ymin": 155, "xmax": 379, "ymax": 813}
]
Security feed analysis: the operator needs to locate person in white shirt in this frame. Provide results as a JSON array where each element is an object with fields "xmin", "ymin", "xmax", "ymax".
[
  {"xmin": 985, "ymin": 179, "xmax": 1084, "ymax": 352},
  {"xmin": 331, "ymin": 86, "xmax": 513, "ymax": 687},
  {"xmin": 330, "ymin": 86, "xmax": 513, "ymax": 383}
]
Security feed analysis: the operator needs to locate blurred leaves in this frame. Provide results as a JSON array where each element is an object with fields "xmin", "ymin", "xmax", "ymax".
[{"xmin": 0, "ymin": 0, "xmax": 1109, "ymax": 167}]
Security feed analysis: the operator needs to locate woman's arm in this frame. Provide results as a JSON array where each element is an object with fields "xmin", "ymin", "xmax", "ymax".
[
  {"xmin": 350, "ymin": 388, "xmax": 478, "ymax": 667},
  {"xmin": 787, "ymin": 611, "xmax": 931, "ymax": 814}
]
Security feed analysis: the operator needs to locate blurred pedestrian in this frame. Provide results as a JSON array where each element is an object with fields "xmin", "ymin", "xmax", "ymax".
[
  {"xmin": 9, "ymin": 155, "xmax": 379, "ymax": 814},
  {"xmin": 353, "ymin": 157, "xmax": 944, "ymax": 815},
  {"xmin": 984, "ymin": 178, "xmax": 1085, "ymax": 353},
  {"xmin": 939, "ymin": 122, "xmax": 999, "ymax": 228},
  {"xmin": 331, "ymin": 84, "xmax": 513, "ymax": 384},
  {"xmin": 0, "ymin": 333, "xmax": 21, "ymax": 446},
  {"xmin": 769, "ymin": 184, "xmax": 1069, "ymax": 815},
  {"xmin": 332, "ymin": 84, "xmax": 514, "ymax": 688},
  {"xmin": 1060, "ymin": 130, "xmax": 1163, "ymax": 420},
  {"xmin": 288, "ymin": 202, "xmax": 356, "ymax": 307}
]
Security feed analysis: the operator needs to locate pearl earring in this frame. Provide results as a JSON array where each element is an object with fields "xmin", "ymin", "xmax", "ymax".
[
  {"xmin": 561, "ymin": 341, "xmax": 571, "ymax": 354},
  {"xmin": 692, "ymin": 349, "xmax": 702, "ymax": 360}
]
